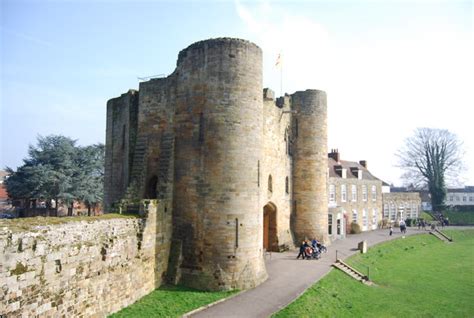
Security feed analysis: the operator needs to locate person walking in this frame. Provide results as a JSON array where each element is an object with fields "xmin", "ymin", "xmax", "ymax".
[
  {"xmin": 389, "ymin": 226, "xmax": 393, "ymax": 236},
  {"xmin": 296, "ymin": 241, "xmax": 307, "ymax": 259}
]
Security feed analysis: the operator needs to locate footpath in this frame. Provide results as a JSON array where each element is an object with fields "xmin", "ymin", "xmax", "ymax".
[{"xmin": 189, "ymin": 227, "xmax": 428, "ymax": 318}]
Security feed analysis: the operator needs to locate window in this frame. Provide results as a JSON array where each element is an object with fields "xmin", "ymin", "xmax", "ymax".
[
  {"xmin": 470, "ymin": 196, "xmax": 473, "ymax": 202},
  {"xmin": 362, "ymin": 209, "xmax": 368, "ymax": 229},
  {"xmin": 449, "ymin": 196, "xmax": 453, "ymax": 201},
  {"xmin": 268, "ymin": 175, "xmax": 273, "ymax": 192},
  {"xmin": 341, "ymin": 184, "xmax": 347, "ymax": 202},
  {"xmin": 463, "ymin": 196, "xmax": 467, "ymax": 202},
  {"xmin": 328, "ymin": 214, "xmax": 333, "ymax": 235},
  {"xmin": 389, "ymin": 203, "xmax": 396, "ymax": 221},
  {"xmin": 383, "ymin": 204, "xmax": 389, "ymax": 218},
  {"xmin": 412, "ymin": 204, "xmax": 418, "ymax": 218},
  {"xmin": 456, "ymin": 196, "xmax": 460, "ymax": 201},
  {"xmin": 371, "ymin": 185, "xmax": 377, "ymax": 201},
  {"xmin": 329, "ymin": 185, "xmax": 336, "ymax": 203},
  {"xmin": 351, "ymin": 185, "xmax": 357, "ymax": 202},
  {"xmin": 285, "ymin": 176, "xmax": 289, "ymax": 194},
  {"xmin": 352, "ymin": 209, "xmax": 358, "ymax": 223},
  {"xmin": 362, "ymin": 185, "xmax": 367, "ymax": 202},
  {"xmin": 372, "ymin": 208, "xmax": 378, "ymax": 227}
]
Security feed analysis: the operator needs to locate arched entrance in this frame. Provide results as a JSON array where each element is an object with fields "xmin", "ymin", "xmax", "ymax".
[
  {"xmin": 145, "ymin": 175, "xmax": 158, "ymax": 199},
  {"xmin": 263, "ymin": 202, "xmax": 278, "ymax": 252}
]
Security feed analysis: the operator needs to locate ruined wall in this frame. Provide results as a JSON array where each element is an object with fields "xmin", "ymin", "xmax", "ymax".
[
  {"xmin": 104, "ymin": 90, "xmax": 139, "ymax": 211},
  {"xmin": 261, "ymin": 89, "xmax": 293, "ymax": 251},
  {"xmin": 172, "ymin": 38, "xmax": 267, "ymax": 290},
  {"xmin": 292, "ymin": 90, "xmax": 329, "ymax": 244},
  {"xmin": 0, "ymin": 201, "xmax": 171, "ymax": 317}
]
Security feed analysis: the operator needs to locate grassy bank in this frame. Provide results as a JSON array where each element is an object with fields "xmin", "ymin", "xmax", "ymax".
[
  {"xmin": 275, "ymin": 229, "xmax": 474, "ymax": 317},
  {"xmin": 442, "ymin": 211, "xmax": 474, "ymax": 225},
  {"xmin": 109, "ymin": 285, "xmax": 238, "ymax": 318}
]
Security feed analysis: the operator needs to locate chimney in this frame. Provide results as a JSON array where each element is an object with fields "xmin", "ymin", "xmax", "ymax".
[
  {"xmin": 328, "ymin": 148, "xmax": 340, "ymax": 162},
  {"xmin": 359, "ymin": 160, "xmax": 367, "ymax": 169}
]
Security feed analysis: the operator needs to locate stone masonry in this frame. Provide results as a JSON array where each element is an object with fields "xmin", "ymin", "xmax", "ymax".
[
  {"xmin": 104, "ymin": 38, "xmax": 329, "ymax": 291},
  {"xmin": 0, "ymin": 201, "xmax": 171, "ymax": 317}
]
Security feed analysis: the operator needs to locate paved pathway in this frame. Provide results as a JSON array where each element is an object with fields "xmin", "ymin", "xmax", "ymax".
[{"xmin": 190, "ymin": 227, "xmax": 430, "ymax": 318}]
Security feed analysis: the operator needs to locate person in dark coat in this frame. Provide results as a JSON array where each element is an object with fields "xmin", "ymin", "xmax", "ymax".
[{"xmin": 297, "ymin": 241, "xmax": 308, "ymax": 259}]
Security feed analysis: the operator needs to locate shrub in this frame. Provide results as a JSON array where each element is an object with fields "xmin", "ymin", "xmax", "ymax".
[
  {"xmin": 405, "ymin": 218, "xmax": 413, "ymax": 227},
  {"xmin": 350, "ymin": 222, "xmax": 361, "ymax": 234}
]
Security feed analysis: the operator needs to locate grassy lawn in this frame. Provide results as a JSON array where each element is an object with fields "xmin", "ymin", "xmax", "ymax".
[
  {"xmin": 420, "ymin": 211, "xmax": 434, "ymax": 221},
  {"xmin": 109, "ymin": 285, "xmax": 238, "ymax": 318},
  {"xmin": 275, "ymin": 229, "xmax": 474, "ymax": 318}
]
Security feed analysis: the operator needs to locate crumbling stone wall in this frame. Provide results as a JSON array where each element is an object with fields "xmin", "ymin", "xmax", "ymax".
[{"xmin": 0, "ymin": 201, "xmax": 171, "ymax": 317}]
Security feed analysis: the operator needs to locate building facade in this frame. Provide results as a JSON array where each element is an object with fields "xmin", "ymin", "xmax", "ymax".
[
  {"xmin": 104, "ymin": 38, "xmax": 328, "ymax": 291},
  {"xmin": 445, "ymin": 186, "xmax": 474, "ymax": 208},
  {"xmin": 327, "ymin": 150, "xmax": 383, "ymax": 235},
  {"xmin": 382, "ymin": 190, "xmax": 421, "ymax": 223}
]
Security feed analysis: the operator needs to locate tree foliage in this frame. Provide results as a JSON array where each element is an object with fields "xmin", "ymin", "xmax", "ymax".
[
  {"xmin": 5, "ymin": 135, "xmax": 104, "ymax": 215},
  {"xmin": 397, "ymin": 128, "xmax": 463, "ymax": 211}
]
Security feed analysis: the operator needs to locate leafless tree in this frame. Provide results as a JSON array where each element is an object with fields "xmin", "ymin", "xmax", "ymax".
[{"xmin": 397, "ymin": 128, "xmax": 464, "ymax": 211}]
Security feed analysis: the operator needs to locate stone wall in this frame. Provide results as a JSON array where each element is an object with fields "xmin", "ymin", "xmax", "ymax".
[
  {"xmin": 292, "ymin": 90, "xmax": 329, "ymax": 244},
  {"xmin": 261, "ymin": 90, "xmax": 293, "ymax": 251},
  {"xmin": 172, "ymin": 38, "xmax": 267, "ymax": 291},
  {"xmin": 0, "ymin": 201, "xmax": 171, "ymax": 317},
  {"xmin": 104, "ymin": 90, "xmax": 139, "ymax": 211}
]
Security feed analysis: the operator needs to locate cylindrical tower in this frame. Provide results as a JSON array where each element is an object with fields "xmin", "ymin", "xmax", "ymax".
[
  {"xmin": 291, "ymin": 90, "xmax": 329, "ymax": 244},
  {"xmin": 173, "ymin": 38, "xmax": 267, "ymax": 290}
]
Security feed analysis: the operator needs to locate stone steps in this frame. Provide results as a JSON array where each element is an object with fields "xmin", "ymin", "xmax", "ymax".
[
  {"xmin": 156, "ymin": 133, "xmax": 175, "ymax": 199},
  {"xmin": 430, "ymin": 229, "xmax": 453, "ymax": 242},
  {"xmin": 332, "ymin": 259, "xmax": 373, "ymax": 286}
]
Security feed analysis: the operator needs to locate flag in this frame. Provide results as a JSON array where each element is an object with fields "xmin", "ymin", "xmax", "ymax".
[{"xmin": 275, "ymin": 53, "xmax": 282, "ymax": 68}]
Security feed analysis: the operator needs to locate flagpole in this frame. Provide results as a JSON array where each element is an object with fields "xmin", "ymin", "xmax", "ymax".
[{"xmin": 280, "ymin": 62, "xmax": 283, "ymax": 96}]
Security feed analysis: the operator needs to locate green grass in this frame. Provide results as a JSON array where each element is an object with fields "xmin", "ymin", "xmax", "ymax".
[
  {"xmin": 109, "ymin": 285, "xmax": 238, "ymax": 318},
  {"xmin": 442, "ymin": 211, "xmax": 474, "ymax": 225},
  {"xmin": 275, "ymin": 229, "xmax": 474, "ymax": 318},
  {"xmin": 420, "ymin": 211, "xmax": 434, "ymax": 221}
]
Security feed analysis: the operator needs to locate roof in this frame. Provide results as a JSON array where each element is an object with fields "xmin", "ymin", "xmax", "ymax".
[
  {"xmin": 328, "ymin": 158, "xmax": 381, "ymax": 181},
  {"xmin": 447, "ymin": 186, "xmax": 474, "ymax": 193}
]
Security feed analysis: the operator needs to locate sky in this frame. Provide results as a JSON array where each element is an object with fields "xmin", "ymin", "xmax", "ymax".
[{"xmin": 1, "ymin": 0, "xmax": 473, "ymax": 186}]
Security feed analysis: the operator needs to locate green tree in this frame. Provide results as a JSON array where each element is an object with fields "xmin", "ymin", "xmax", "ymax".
[
  {"xmin": 397, "ymin": 128, "xmax": 463, "ymax": 212},
  {"xmin": 5, "ymin": 135, "xmax": 104, "ymax": 216}
]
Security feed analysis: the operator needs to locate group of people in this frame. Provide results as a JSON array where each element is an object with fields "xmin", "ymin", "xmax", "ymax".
[
  {"xmin": 296, "ymin": 238, "xmax": 327, "ymax": 260},
  {"xmin": 389, "ymin": 219, "xmax": 407, "ymax": 236}
]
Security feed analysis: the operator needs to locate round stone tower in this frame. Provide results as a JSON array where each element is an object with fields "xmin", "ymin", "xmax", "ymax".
[
  {"xmin": 172, "ymin": 38, "xmax": 267, "ymax": 290},
  {"xmin": 291, "ymin": 90, "xmax": 329, "ymax": 244}
]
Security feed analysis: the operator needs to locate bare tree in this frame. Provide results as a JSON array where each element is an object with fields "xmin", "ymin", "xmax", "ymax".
[{"xmin": 397, "ymin": 128, "xmax": 463, "ymax": 212}]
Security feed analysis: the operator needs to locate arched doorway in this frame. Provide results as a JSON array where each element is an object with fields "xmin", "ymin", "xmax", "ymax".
[
  {"xmin": 145, "ymin": 175, "xmax": 158, "ymax": 199},
  {"xmin": 263, "ymin": 202, "xmax": 278, "ymax": 252}
]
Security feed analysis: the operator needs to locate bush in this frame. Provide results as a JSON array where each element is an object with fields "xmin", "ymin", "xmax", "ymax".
[
  {"xmin": 350, "ymin": 222, "xmax": 361, "ymax": 234},
  {"xmin": 405, "ymin": 218, "xmax": 413, "ymax": 227}
]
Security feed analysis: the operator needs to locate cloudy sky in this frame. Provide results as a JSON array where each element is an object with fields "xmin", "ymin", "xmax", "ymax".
[{"xmin": 1, "ymin": 0, "xmax": 473, "ymax": 186}]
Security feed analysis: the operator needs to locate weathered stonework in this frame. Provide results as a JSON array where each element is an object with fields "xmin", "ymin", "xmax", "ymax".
[
  {"xmin": 104, "ymin": 38, "xmax": 329, "ymax": 291},
  {"xmin": 0, "ymin": 201, "xmax": 171, "ymax": 317}
]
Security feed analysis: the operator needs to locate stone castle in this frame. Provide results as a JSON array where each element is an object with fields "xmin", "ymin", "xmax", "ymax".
[{"xmin": 104, "ymin": 38, "xmax": 328, "ymax": 290}]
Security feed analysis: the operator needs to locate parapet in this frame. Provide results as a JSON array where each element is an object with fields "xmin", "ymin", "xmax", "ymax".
[{"xmin": 176, "ymin": 37, "xmax": 261, "ymax": 66}]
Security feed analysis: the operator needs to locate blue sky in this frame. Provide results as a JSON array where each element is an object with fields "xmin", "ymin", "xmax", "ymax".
[{"xmin": 1, "ymin": 0, "xmax": 473, "ymax": 186}]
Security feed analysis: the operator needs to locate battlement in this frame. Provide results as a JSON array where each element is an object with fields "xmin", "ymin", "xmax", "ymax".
[{"xmin": 177, "ymin": 37, "xmax": 261, "ymax": 66}]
